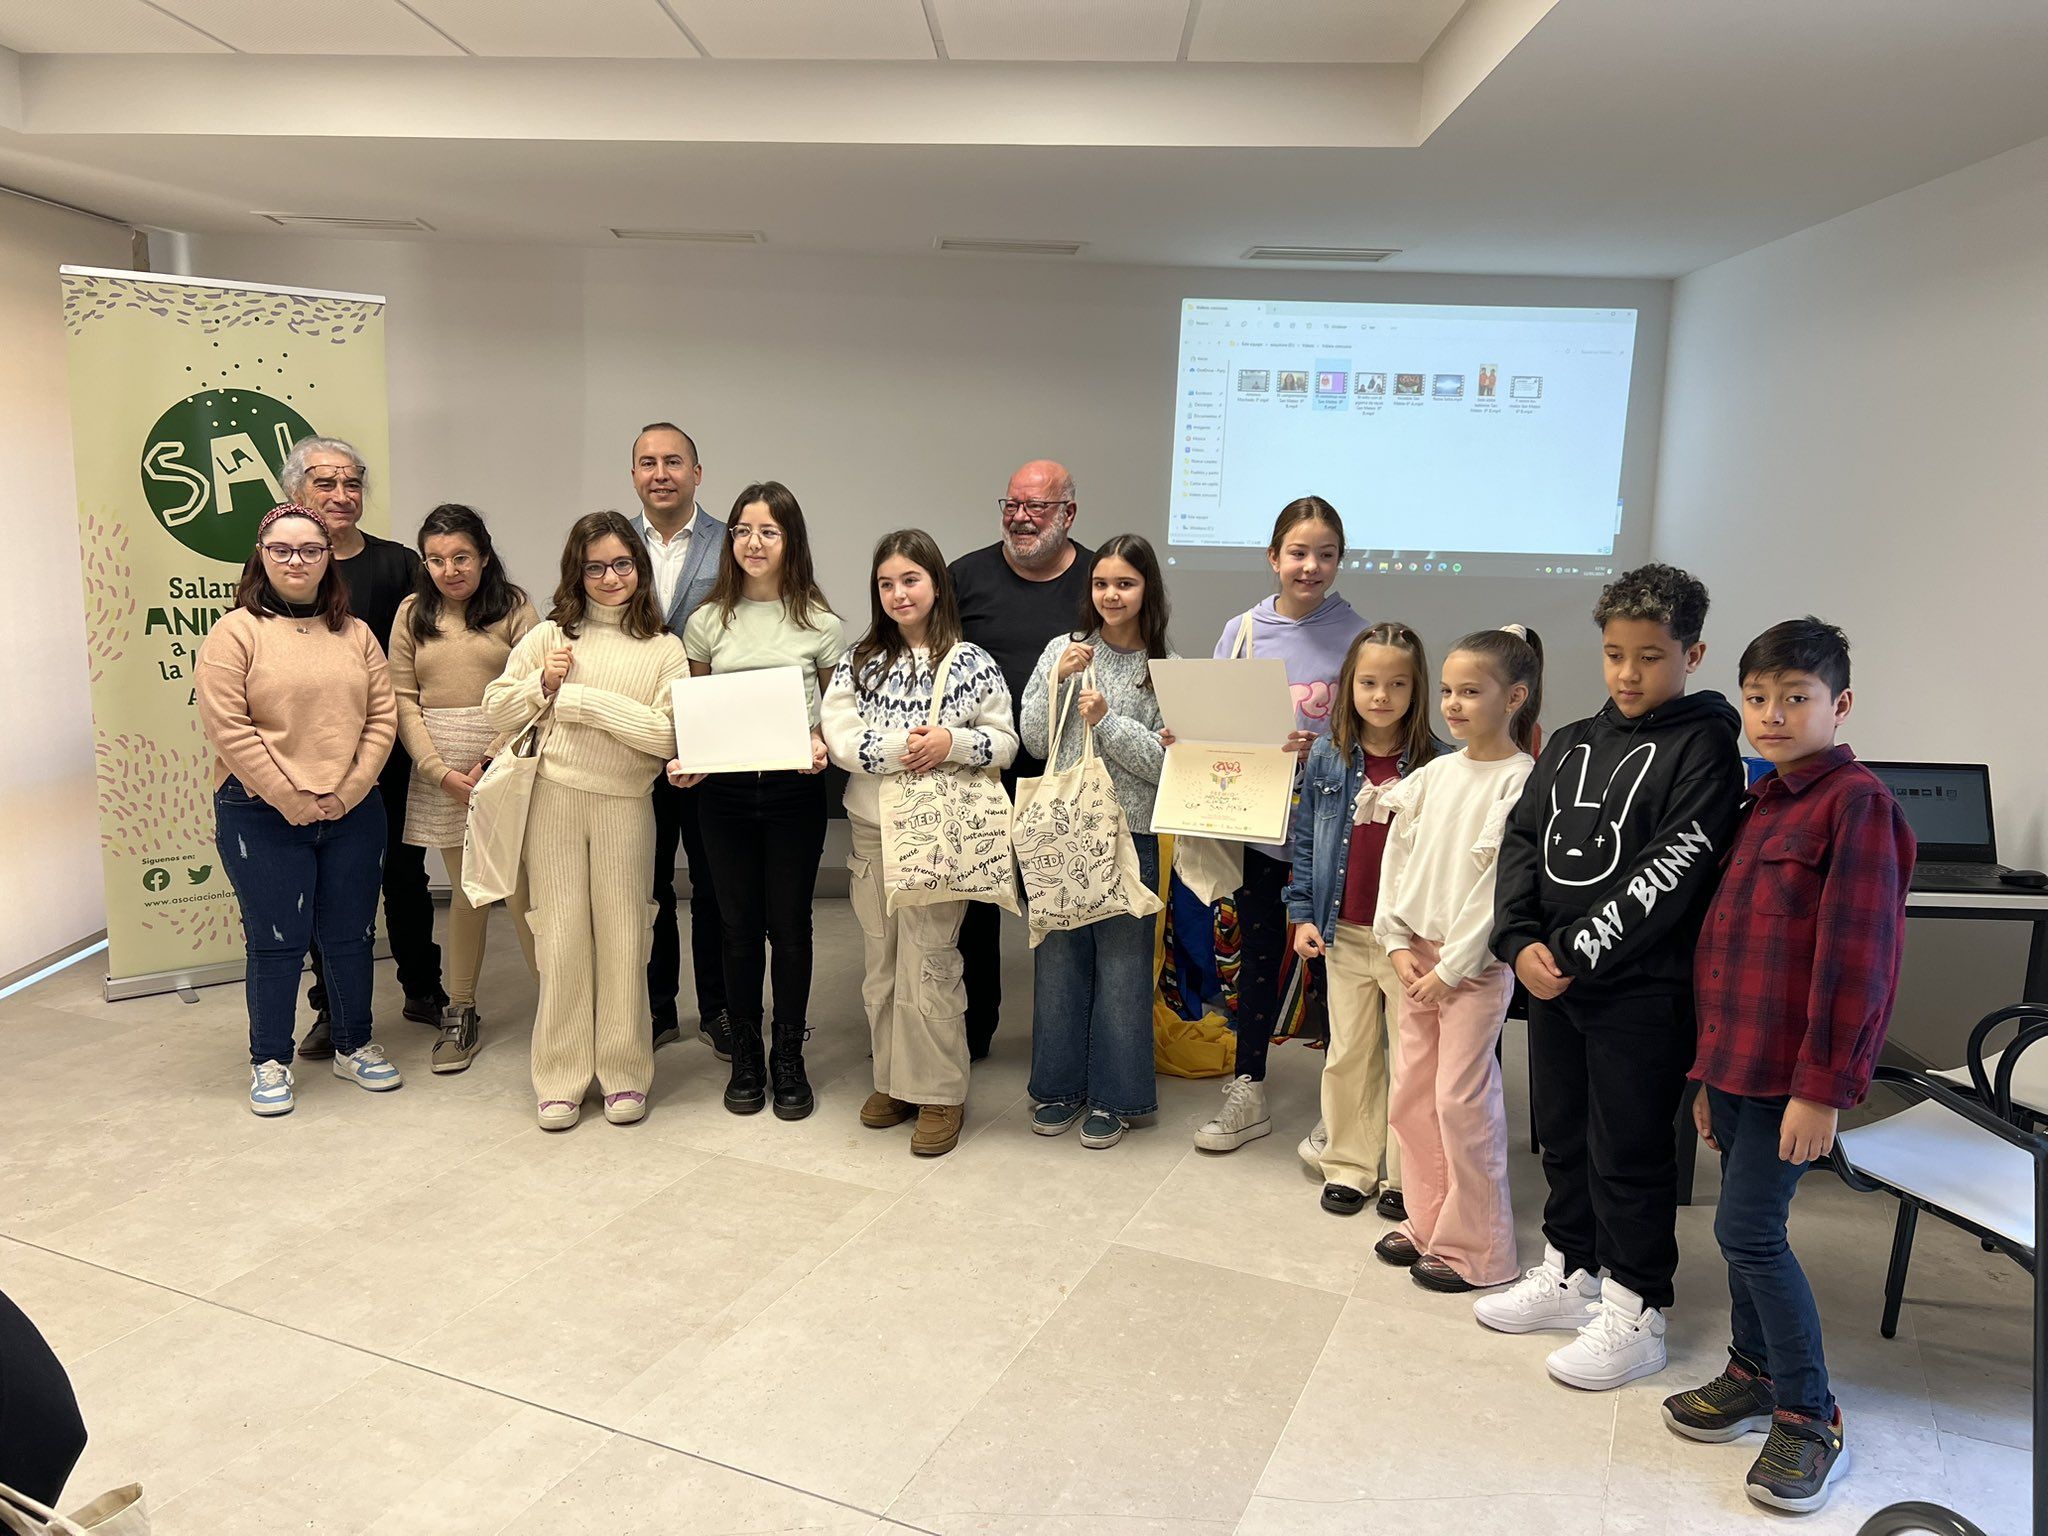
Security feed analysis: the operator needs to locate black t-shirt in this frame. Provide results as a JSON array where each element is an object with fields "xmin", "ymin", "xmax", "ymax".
[
  {"xmin": 334, "ymin": 531, "xmax": 419, "ymax": 653},
  {"xmin": 950, "ymin": 540, "xmax": 1093, "ymax": 777}
]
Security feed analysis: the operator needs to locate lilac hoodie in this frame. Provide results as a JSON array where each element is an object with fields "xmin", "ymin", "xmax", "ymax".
[{"xmin": 1215, "ymin": 590, "xmax": 1365, "ymax": 859}]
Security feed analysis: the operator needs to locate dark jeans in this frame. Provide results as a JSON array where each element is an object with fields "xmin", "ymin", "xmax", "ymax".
[
  {"xmin": 698, "ymin": 769, "xmax": 828, "ymax": 1033},
  {"xmin": 215, "ymin": 780, "xmax": 387, "ymax": 1065},
  {"xmin": 0, "ymin": 1289, "xmax": 86, "ymax": 1508},
  {"xmin": 959, "ymin": 761, "xmax": 1021, "ymax": 1056},
  {"xmin": 1230, "ymin": 847, "xmax": 1293, "ymax": 1083},
  {"xmin": 307, "ymin": 750, "xmax": 442, "ymax": 1013},
  {"xmin": 1029, "ymin": 835, "xmax": 1161, "ymax": 1117},
  {"xmin": 1708, "ymin": 1086, "xmax": 1831, "ymax": 1417},
  {"xmin": 649, "ymin": 773, "xmax": 726, "ymax": 1034},
  {"xmin": 1528, "ymin": 988, "xmax": 1696, "ymax": 1309}
]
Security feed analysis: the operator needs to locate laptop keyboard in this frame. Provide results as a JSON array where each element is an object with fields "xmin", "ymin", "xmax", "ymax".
[{"xmin": 1917, "ymin": 862, "xmax": 2000, "ymax": 883}]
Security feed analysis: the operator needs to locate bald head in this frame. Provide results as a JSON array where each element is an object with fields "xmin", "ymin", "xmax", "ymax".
[{"xmin": 1000, "ymin": 459, "xmax": 1077, "ymax": 574}]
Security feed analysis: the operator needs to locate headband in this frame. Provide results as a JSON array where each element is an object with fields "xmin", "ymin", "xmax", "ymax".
[{"xmin": 258, "ymin": 503, "xmax": 330, "ymax": 540}]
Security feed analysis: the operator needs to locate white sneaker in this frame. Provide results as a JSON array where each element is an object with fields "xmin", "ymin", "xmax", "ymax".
[
  {"xmin": 1296, "ymin": 1118, "xmax": 1328, "ymax": 1171},
  {"xmin": 1194, "ymin": 1075, "xmax": 1271, "ymax": 1152},
  {"xmin": 332, "ymin": 1042, "xmax": 403, "ymax": 1092},
  {"xmin": 1545, "ymin": 1281, "xmax": 1668, "ymax": 1390},
  {"xmin": 1472, "ymin": 1244, "xmax": 1602, "ymax": 1334},
  {"xmin": 249, "ymin": 1060, "xmax": 294, "ymax": 1117}
]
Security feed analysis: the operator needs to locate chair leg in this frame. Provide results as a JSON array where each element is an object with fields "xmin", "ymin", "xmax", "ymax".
[
  {"xmin": 1675, "ymin": 1079, "xmax": 1701, "ymax": 1207},
  {"xmin": 1880, "ymin": 1202, "xmax": 1919, "ymax": 1340}
]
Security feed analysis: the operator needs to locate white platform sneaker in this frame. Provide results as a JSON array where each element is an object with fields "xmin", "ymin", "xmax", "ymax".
[
  {"xmin": 1194, "ymin": 1075, "xmax": 1271, "ymax": 1152},
  {"xmin": 1472, "ymin": 1244, "xmax": 1603, "ymax": 1334},
  {"xmin": 1545, "ymin": 1281, "xmax": 1669, "ymax": 1390}
]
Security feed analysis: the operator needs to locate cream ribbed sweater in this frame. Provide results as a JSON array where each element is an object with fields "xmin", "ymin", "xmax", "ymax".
[
  {"xmin": 389, "ymin": 594, "xmax": 541, "ymax": 782},
  {"xmin": 483, "ymin": 601, "xmax": 689, "ymax": 798}
]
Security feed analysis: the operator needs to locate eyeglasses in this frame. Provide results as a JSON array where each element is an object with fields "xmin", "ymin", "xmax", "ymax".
[
  {"xmin": 261, "ymin": 543, "xmax": 330, "ymax": 565},
  {"xmin": 306, "ymin": 476, "xmax": 365, "ymax": 495},
  {"xmin": 424, "ymin": 554, "xmax": 477, "ymax": 573},
  {"xmin": 582, "ymin": 557, "xmax": 637, "ymax": 580},
  {"xmin": 998, "ymin": 498, "xmax": 1073, "ymax": 520},
  {"xmin": 730, "ymin": 525, "xmax": 784, "ymax": 546}
]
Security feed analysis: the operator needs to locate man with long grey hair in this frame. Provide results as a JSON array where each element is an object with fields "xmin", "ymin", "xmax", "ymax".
[{"xmin": 280, "ymin": 435, "xmax": 447, "ymax": 1057}]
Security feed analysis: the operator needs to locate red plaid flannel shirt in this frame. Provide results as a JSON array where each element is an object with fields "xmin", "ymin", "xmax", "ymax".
[{"xmin": 1691, "ymin": 745, "xmax": 1915, "ymax": 1108}]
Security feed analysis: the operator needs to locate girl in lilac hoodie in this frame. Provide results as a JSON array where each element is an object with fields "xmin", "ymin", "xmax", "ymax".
[{"xmin": 1191, "ymin": 496, "xmax": 1364, "ymax": 1153}]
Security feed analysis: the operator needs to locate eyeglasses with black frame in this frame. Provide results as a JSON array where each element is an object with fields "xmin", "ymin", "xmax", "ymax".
[
  {"xmin": 260, "ymin": 543, "xmax": 330, "ymax": 565},
  {"xmin": 582, "ymin": 556, "xmax": 638, "ymax": 580},
  {"xmin": 997, "ymin": 498, "xmax": 1074, "ymax": 520}
]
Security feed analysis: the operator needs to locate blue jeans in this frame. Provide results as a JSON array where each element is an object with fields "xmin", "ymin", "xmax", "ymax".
[
  {"xmin": 1028, "ymin": 834, "xmax": 1160, "ymax": 1119},
  {"xmin": 1707, "ymin": 1085, "xmax": 1831, "ymax": 1418},
  {"xmin": 214, "ymin": 779, "xmax": 386, "ymax": 1066}
]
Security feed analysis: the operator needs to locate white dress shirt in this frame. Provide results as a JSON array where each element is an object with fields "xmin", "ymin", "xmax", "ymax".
[{"xmin": 643, "ymin": 512, "xmax": 695, "ymax": 617}]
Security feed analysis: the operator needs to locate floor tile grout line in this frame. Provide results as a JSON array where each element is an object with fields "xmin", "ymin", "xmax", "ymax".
[
  {"xmin": 3, "ymin": 1233, "xmax": 944, "ymax": 1534},
  {"xmin": 1213, "ymin": 1254, "xmax": 1350, "ymax": 1528}
]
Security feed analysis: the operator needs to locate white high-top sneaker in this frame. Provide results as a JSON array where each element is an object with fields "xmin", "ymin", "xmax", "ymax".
[
  {"xmin": 1194, "ymin": 1075, "xmax": 1271, "ymax": 1151},
  {"xmin": 1296, "ymin": 1118, "xmax": 1329, "ymax": 1171},
  {"xmin": 1545, "ymin": 1281, "xmax": 1669, "ymax": 1390},
  {"xmin": 1472, "ymin": 1244, "xmax": 1603, "ymax": 1334}
]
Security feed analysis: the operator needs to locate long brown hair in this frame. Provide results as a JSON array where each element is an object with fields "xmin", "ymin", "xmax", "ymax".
[
  {"xmin": 1070, "ymin": 533, "xmax": 1171, "ymax": 687},
  {"xmin": 704, "ymin": 481, "xmax": 833, "ymax": 630},
  {"xmin": 232, "ymin": 506, "xmax": 352, "ymax": 633},
  {"xmin": 1331, "ymin": 622, "xmax": 1434, "ymax": 767},
  {"xmin": 849, "ymin": 528, "xmax": 962, "ymax": 695},
  {"xmin": 1448, "ymin": 625, "xmax": 1546, "ymax": 754},
  {"xmin": 1267, "ymin": 495, "xmax": 1346, "ymax": 559},
  {"xmin": 407, "ymin": 503, "xmax": 527, "ymax": 645},
  {"xmin": 548, "ymin": 510, "xmax": 665, "ymax": 640}
]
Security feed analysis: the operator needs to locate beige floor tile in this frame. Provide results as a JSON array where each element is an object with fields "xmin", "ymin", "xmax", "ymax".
[
  {"xmin": 495, "ymin": 1433, "xmax": 879, "ymax": 1534},
  {"xmin": 0, "ymin": 1237, "xmax": 192, "ymax": 1359},
  {"xmin": 887, "ymin": 1245, "xmax": 1343, "ymax": 1533},
  {"xmin": 1939, "ymin": 1429, "xmax": 2031, "ymax": 1536},
  {"xmin": 404, "ymin": 1154, "xmax": 893, "ymax": 1421},
  {"xmin": 1237, "ymin": 1492, "xmax": 1603, "ymax": 1535},
  {"xmin": 626, "ymin": 1190, "xmax": 1108, "ymax": 1508}
]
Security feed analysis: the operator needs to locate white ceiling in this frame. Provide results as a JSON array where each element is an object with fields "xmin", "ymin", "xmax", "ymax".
[{"xmin": 3, "ymin": 0, "xmax": 2047, "ymax": 279}]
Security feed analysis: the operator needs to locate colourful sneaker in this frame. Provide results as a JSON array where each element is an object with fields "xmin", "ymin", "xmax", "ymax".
[
  {"xmin": 1663, "ymin": 1358, "xmax": 1778, "ymax": 1442},
  {"xmin": 331, "ymin": 1042, "xmax": 402, "ymax": 1092},
  {"xmin": 538, "ymin": 1099, "xmax": 579, "ymax": 1131},
  {"xmin": 603, "ymin": 1091, "xmax": 647, "ymax": 1125},
  {"xmin": 249, "ymin": 1060, "xmax": 294, "ymax": 1117},
  {"xmin": 1746, "ymin": 1409, "xmax": 1846, "ymax": 1513}
]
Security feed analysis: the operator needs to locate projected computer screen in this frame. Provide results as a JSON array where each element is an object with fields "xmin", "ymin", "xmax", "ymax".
[{"xmin": 1167, "ymin": 298, "xmax": 1638, "ymax": 577}]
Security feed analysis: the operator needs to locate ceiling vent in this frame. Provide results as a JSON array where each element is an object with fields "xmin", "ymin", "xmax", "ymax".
[
  {"xmin": 934, "ymin": 236, "xmax": 1086, "ymax": 258},
  {"xmin": 256, "ymin": 213, "xmax": 435, "ymax": 232},
  {"xmin": 610, "ymin": 227, "xmax": 766, "ymax": 244},
  {"xmin": 1243, "ymin": 244, "xmax": 1401, "ymax": 264}
]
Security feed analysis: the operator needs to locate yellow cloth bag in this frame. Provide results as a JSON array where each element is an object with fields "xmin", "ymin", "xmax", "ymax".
[{"xmin": 1150, "ymin": 835, "xmax": 1238, "ymax": 1079}]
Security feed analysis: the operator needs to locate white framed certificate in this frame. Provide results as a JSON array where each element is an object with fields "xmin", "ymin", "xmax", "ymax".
[
  {"xmin": 1147, "ymin": 658, "xmax": 1299, "ymax": 843},
  {"xmin": 671, "ymin": 666, "xmax": 812, "ymax": 773}
]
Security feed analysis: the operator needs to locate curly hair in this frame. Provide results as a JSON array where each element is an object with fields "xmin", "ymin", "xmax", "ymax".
[{"xmin": 1591, "ymin": 562, "xmax": 1710, "ymax": 646}]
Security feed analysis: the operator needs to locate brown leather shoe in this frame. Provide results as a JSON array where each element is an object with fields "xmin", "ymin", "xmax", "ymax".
[
  {"xmin": 860, "ymin": 1091, "xmax": 915, "ymax": 1129},
  {"xmin": 910, "ymin": 1103, "xmax": 964, "ymax": 1156}
]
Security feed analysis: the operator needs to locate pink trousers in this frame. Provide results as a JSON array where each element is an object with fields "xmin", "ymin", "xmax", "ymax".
[{"xmin": 1388, "ymin": 935, "xmax": 1518, "ymax": 1286}]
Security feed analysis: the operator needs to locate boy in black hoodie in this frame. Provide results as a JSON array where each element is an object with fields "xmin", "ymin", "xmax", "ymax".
[{"xmin": 1478, "ymin": 564, "xmax": 1745, "ymax": 1391}]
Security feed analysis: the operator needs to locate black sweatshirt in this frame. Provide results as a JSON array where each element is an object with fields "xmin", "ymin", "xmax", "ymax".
[{"xmin": 1490, "ymin": 690, "xmax": 1745, "ymax": 997}]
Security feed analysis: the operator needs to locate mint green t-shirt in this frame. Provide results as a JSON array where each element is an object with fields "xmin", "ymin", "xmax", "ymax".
[{"xmin": 682, "ymin": 597, "xmax": 845, "ymax": 725}]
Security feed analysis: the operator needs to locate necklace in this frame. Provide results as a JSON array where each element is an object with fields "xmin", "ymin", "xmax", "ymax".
[{"xmin": 272, "ymin": 596, "xmax": 319, "ymax": 633}]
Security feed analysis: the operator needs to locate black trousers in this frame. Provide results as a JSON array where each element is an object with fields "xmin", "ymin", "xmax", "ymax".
[
  {"xmin": 0, "ymin": 1289, "xmax": 87, "ymax": 1508},
  {"xmin": 698, "ymin": 770, "xmax": 827, "ymax": 1035},
  {"xmin": 1528, "ymin": 987, "xmax": 1697, "ymax": 1309},
  {"xmin": 649, "ymin": 774, "xmax": 726, "ymax": 1035},
  {"xmin": 1230, "ymin": 847, "xmax": 1293, "ymax": 1083},
  {"xmin": 958, "ymin": 762, "xmax": 1021, "ymax": 1058},
  {"xmin": 308, "ymin": 748, "xmax": 443, "ymax": 1014}
]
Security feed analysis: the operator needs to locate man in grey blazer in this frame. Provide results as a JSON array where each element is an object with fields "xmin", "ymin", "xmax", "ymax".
[{"xmin": 630, "ymin": 421, "xmax": 731, "ymax": 1057}]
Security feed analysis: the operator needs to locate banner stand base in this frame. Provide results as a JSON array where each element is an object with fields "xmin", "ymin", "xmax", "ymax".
[{"xmin": 105, "ymin": 940, "xmax": 396, "ymax": 1003}]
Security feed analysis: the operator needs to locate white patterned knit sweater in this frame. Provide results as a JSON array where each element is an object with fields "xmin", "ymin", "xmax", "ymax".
[
  {"xmin": 1019, "ymin": 634, "xmax": 1171, "ymax": 835},
  {"xmin": 821, "ymin": 642, "xmax": 1020, "ymax": 824}
]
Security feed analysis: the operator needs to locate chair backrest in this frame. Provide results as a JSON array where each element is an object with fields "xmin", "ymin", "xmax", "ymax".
[
  {"xmin": 1966, "ymin": 1003, "xmax": 2048, "ymax": 1119},
  {"xmin": 1856, "ymin": 1499, "xmax": 1991, "ymax": 1536}
]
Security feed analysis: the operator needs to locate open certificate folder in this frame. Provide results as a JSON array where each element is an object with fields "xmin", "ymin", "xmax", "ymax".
[
  {"xmin": 670, "ymin": 666, "xmax": 813, "ymax": 773},
  {"xmin": 1147, "ymin": 658, "xmax": 1300, "ymax": 844}
]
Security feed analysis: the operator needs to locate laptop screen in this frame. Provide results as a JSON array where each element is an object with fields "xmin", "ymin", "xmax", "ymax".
[{"xmin": 1864, "ymin": 762, "xmax": 1995, "ymax": 859}]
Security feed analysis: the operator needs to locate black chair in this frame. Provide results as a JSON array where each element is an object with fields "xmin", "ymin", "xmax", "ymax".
[{"xmin": 1857, "ymin": 1503, "xmax": 1991, "ymax": 1536}]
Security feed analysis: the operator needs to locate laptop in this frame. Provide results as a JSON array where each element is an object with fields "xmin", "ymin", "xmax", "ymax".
[{"xmin": 1862, "ymin": 761, "xmax": 2012, "ymax": 892}]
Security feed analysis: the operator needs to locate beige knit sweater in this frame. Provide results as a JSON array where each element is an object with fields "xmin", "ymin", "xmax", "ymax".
[
  {"xmin": 196, "ymin": 606, "xmax": 396, "ymax": 813},
  {"xmin": 388, "ymin": 593, "xmax": 541, "ymax": 781},
  {"xmin": 483, "ymin": 600, "xmax": 688, "ymax": 798}
]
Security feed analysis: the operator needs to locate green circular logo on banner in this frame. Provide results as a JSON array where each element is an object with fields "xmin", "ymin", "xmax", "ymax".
[{"xmin": 139, "ymin": 390, "xmax": 316, "ymax": 562}]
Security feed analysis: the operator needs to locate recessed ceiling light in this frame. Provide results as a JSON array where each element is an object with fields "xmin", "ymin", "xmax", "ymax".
[
  {"xmin": 934, "ymin": 236, "xmax": 1087, "ymax": 257},
  {"xmin": 255, "ymin": 213, "xmax": 435, "ymax": 232},
  {"xmin": 1243, "ymin": 245, "xmax": 1401, "ymax": 263},
  {"xmin": 609, "ymin": 228, "xmax": 767, "ymax": 244}
]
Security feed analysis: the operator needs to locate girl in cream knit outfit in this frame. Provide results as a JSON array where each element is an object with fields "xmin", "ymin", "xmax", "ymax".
[{"xmin": 484, "ymin": 514, "xmax": 688, "ymax": 1129}]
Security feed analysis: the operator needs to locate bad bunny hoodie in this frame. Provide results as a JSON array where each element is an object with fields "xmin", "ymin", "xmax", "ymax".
[{"xmin": 1490, "ymin": 690, "xmax": 1744, "ymax": 997}]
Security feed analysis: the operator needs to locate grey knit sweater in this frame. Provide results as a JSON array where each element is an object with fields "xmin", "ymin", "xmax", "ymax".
[{"xmin": 1020, "ymin": 633, "xmax": 1171, "ymax": 835}]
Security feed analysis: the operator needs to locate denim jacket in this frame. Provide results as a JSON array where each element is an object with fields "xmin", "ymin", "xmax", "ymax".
[{"xmin": 1284, "ymin": 733, "xmax": 1447, "ymax": 943}]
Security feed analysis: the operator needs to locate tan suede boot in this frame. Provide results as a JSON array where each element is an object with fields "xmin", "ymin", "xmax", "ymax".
[
  {"xmin": 911, "ymin": 1104, "xmax": 964, "ymax": 1156},
  {"xmin": 860, "ymin": 1091, "xmax": 915, "ymax": 1129}
]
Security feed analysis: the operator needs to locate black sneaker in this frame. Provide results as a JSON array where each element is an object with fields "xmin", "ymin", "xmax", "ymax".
[
  {"xmin": 1662, "ymin": 1358, "xmax": 1777, "ymax": 1443},
  {"xmin": 698, "ymin": 1010, "xmax": 734, "ymax": 1062},
  {"xmin": 403, "ymin": 994, "xmax": 445, "ymax": 1027},
  {"xmin": 652, "ymin": 1017, "xmax": 683, "ymax": 1049},
  {"xmin": 1745, "ymin": 1409, "xmax": 1846, "ymax": 1513},
  {"xmin": 296, "ymin": 1012, "xmax": 335, "ymax": 1060},
  {"xmin": 1376, "ymin": 1187, "xmax": 1407, "ymax": 1221}
]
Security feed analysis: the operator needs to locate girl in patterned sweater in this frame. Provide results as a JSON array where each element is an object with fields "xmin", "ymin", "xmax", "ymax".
[{"xmin": 821, "ymin": 530, "xmax": 1019, "ymax": 1157}]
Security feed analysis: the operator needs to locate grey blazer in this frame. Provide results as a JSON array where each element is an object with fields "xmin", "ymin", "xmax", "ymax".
[{"xmin": 634, "ymin": 505, "xmax": 725, "ymax": 639}]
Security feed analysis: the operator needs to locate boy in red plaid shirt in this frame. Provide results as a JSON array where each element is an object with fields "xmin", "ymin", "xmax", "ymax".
[{"xmin": 1662, "ymin": 617, "xmax": 1914, "ymax": 1515}]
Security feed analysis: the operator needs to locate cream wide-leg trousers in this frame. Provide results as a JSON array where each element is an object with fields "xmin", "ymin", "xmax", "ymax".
[
  {"xmin": 846, "ymin": 815, "xmax": 971, "ymax": 1107},
  {"xmin": 1320, "ymin": 920, "xmax": 1404, "ymax": 1194}
]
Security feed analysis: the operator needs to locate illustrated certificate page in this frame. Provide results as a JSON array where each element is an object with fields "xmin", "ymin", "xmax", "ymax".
[{"xmin": 1148, "ymin": 658, "xmax": 1299, "ymax": 843}]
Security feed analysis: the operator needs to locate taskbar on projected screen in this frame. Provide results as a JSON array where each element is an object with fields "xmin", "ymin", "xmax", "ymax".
[{"xmin": 1161, "ymin": 549, "xmax": 1619, "ymax": 579}]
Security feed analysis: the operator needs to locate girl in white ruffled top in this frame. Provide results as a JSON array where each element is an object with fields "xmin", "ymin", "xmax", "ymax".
[{"xmin": 1369, "ymin": 626, "xmax": 1543, "ymax": 1295}]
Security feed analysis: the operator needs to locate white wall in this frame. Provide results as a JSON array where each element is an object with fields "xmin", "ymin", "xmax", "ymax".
[
  {"xmin": 0, "ymin": 195, "xmax": 131, "ymax": 978},
  {"xmin": 181, "ymin": 235, "xmax": 1672, "ymax": 726},
  {"xmin": 1656, "ymin": 132, "xmax": 2048, "ymax": 1057}
]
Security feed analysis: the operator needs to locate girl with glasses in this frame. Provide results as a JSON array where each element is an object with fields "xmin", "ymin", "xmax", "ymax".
[
  {"xmin": 197, "ymin": 504, "xmax": 398, "ymax": 1116},
  {"xmin": 388, "ymin": 504, "xmax": 541, "ymax": 1074},
  {"xmin": 484, "ymin": 512, "xmax": 688, "ymax": 1129},
  {"xmin": 670, "ymin": 483, "xmax": 843, "ymax": 1121}
]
